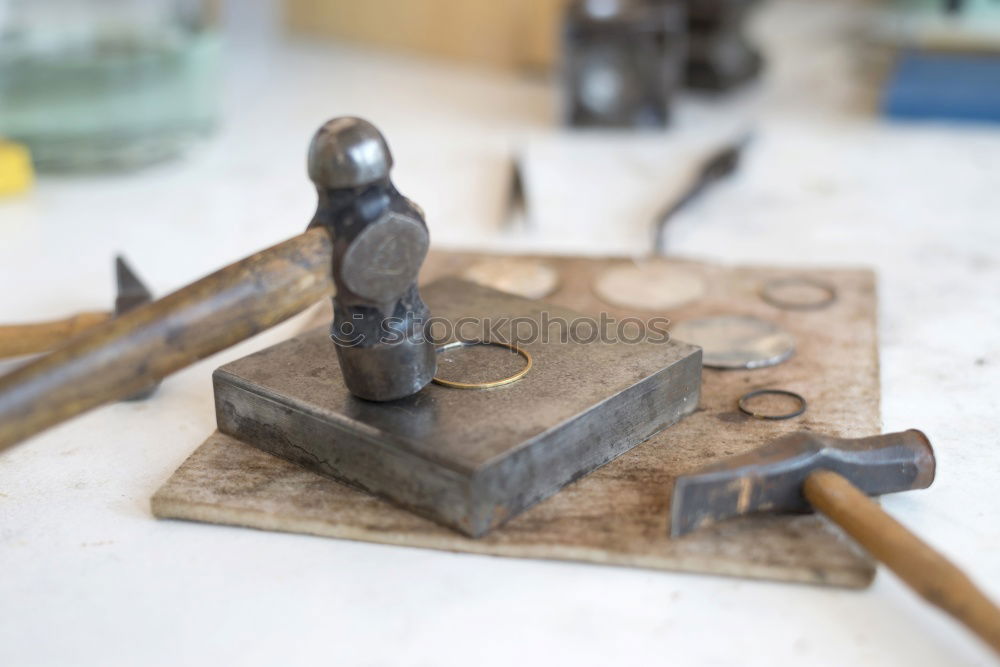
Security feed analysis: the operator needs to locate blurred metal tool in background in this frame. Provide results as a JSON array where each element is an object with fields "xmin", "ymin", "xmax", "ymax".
[
  {"xmin": 684, "ymin": 0, "xmax": 763, "ymax": 91},
  {"xmin": 562, "ymin": 0, "xmax": 686, "ymax": 128},
  {"xmin": 653, "ymin": 135, "xmax": 750, "ymax": 254}
]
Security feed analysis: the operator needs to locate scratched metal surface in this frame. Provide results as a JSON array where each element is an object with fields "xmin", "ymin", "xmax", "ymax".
[{"xmin": 152, "ymin": 252, "xmax": 879, "ymax": 588}]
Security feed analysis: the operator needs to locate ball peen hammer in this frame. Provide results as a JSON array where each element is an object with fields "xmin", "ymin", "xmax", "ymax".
[
  {"xmin": 0, "ymin": 116, "xmax": 434, "ymax": 451},
  {"xmin": 671, "ymin": 430, "xmax": 1000, "ymax": 655}
]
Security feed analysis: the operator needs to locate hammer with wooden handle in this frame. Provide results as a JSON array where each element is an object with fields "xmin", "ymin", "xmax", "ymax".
[
  {"xmin": 0, "ymin": 227, "xmax": 333, "ymax": 453},
  {"xmin": 0, "ymin": 116, "xmax": 427, "ymax": 452},
  {"xmin": 671, "ymin": 430, "xmax": 1000, "ymax": 655}
]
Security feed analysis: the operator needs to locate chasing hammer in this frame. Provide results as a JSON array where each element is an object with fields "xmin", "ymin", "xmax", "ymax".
[{"xmin": 671, "ymin": 430, "xmax": 1000, "ymax": 655}]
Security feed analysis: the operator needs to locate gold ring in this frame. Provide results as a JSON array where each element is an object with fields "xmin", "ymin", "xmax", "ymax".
[{"xmin": 431, "ymin": 340, "xmax": 533, "ymax": 389}]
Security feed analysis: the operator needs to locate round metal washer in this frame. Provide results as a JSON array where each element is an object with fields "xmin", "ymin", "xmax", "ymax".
[
  {"xmin": 738, "ymin": 389, "xmax": 807, "ymax": 420},
  {"xmin": 671, "ymin": 314, "xmax": 795, "ymax": 369},
  {"xmin": 432, "ymin": 340, "xmax": 533, "ymax": 389},
  {"xmin": 462, "ymin": 258, "xmax": 559, "ymax": 300},
  {"xmin": 761, "ymin": 276, "xmax": 837, "ymax": 311},
  {"xmin": 594, "ymin": 263, "xmax": 706, "ymax": 311}
]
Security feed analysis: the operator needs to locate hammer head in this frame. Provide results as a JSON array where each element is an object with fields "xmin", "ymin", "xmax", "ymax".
[
  {"xmin": 306, "ymin": 117, "xmax": 436, "ymax": 402},
  {"xmin": 307, "ymin": 117, "xmax": 393, "ymax": 190},
  {"xmin": 670, "ymin": 430, "xmax": 935, "ymax": 537}
]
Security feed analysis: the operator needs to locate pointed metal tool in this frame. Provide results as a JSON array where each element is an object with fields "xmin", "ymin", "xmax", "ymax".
[
  {"xmin": 113, "ymin": 255, "xmax": 159, "ymax": 401},
  {"xmin": 0, "ymin": 255, "xmax": 159, "ymax": 399},
  {"xmin": 652, "ymin": 135, "xmax": 751, "ymax": 255},
  {"xmin": 114, "ymin": 255, "xmax": 154, "ymax": 317}
]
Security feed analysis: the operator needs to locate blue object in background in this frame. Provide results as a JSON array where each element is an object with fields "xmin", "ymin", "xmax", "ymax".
[{"xmin": 883, "ymin": 50, "xmax": 1000, "ymax": 123}]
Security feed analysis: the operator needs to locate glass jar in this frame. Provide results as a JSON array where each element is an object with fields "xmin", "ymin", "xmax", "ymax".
[{"xmin": 0, "ymin": 0, "xmax": 220, "ymax": 171}]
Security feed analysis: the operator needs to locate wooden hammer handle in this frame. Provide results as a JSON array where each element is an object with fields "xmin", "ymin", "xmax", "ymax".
[
  {"xmin": 805, "ymin": 470, "xmax": 1000, "ymax": 655},
  {"xmin": 0, "ymin": 311, "xmax": 111, "ymax": 359},
  {"xmin": 0, "ymin": 228, "xmax": 333, "ymax": 453}
]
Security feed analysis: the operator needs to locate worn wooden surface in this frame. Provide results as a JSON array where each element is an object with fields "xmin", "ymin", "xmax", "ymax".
[
  {"xmin": 0, "ymin": 228, "xmax": 333, "ymax": 453},
  {"xmin": 153, "ymin": 251, "xmax": 881, "ymax": 588}
]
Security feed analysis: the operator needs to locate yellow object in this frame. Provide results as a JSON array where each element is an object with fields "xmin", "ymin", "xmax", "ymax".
[
  {"xmin": 284, "ymin": 0, "xmax": 566, "ymax": 72},
  {"xmin": 0, "ymin": 141, "xmax": 34, "ymax": 196},
  {"xmin": 432, "ymin": 340, "xmax": 533, "ymax": 389}
]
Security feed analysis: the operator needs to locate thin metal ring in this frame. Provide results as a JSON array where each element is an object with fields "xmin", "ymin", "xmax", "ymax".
[
  {"xmin": 738, "ymin": 389, "xmax": 807, "ymax": 421},
  {"xmin": 432, "ymin": 340, "xmax": 533, "ymax": 389},
  {"xmin": 760, "ymin": 277, "xmax": 837, "ymax": 311}
]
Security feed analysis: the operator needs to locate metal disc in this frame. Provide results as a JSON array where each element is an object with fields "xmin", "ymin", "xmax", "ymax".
[
  {"xmin": 593, "ymin": 263, "xmax": 706, "ymax": 311},
  {"xmin": 462, "ymin": 258, "xmax": 559, "ymax": 299},
  {"xmin": 760, "ymin": 276, "xmax": 837, "ymax": 311},
  {"xmin": 671, "ymin": 315, "xmax": 795, "ymax": 369}
]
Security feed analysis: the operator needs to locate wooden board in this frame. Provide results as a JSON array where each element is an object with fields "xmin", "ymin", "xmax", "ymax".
[{"xmin": 152, "ymin": 252, "xmax": 880, "ymax": 588}]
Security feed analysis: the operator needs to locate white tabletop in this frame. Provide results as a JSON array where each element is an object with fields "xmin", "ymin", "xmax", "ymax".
[{"xmin": 2, "ymin": 2, "xmax": 999, "ymax": 665}]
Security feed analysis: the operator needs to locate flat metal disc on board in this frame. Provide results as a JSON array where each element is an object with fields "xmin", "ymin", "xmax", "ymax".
[
  {"xmin": 760, "ymin": 276, "xmax": 837, "ymax": 311},
  {"xmin": 462, "ymin": 258, "xmax": 560, "ymax": 300},
  {"xmin": 671, "ymin": 315, "xmax": 796, "ymax": 369},
  {"xmin": 594, "ymin": 263, "xmax": 706, "ymax": 311}
]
